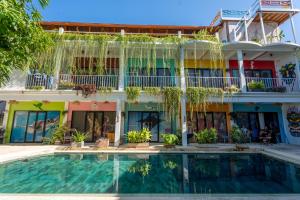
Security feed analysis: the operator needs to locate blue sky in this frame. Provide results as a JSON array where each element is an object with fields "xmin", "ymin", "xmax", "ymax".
[{"xmin": 39, "ymin": 0, "xmax": 300, "ymax": 41}]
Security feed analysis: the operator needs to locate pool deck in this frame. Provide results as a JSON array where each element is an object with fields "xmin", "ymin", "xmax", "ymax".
[{"xmin": 0, "ymin": 143, "xmax": 300, "ymax": 200}]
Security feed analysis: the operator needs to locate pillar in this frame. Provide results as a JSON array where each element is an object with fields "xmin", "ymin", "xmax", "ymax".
[
  {"xmin": 180, "ymin": 45, "xmax": 188, "ymax": 146},
  {"xmin": 53, "ymin": 28, "xmax": 64, "ymax": 90},
  {"xmin": 118, "ymin": 29, "xmax": 125, "ymax": 92},
  {"xmin": 259, "ymin": 12, "xmax": 267, "ymax": 44},
  {"xmin": 237, "ymin": 50, "xmax": 247, "ymax": 93},
  {"xmin": 289, "ymin": 13, "xmax": 297, "ymax": 44},
  {"xmin": 244, "ymin": 19, "xmax": 249, "ymax": 41},
  {"xmin": 114, "ymin": 99, "xmax": 122, "ymax": 147}
]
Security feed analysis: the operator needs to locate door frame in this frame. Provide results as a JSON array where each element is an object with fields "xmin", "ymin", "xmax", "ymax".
[{"xmin": 10, "ymin": 111, "xmax": 49, "ymax": 143}]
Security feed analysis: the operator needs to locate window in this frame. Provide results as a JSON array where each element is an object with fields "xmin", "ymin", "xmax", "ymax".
[
  {"xmin": 128, "ymin": 111, "xmax": 173, "ymax": 142},
  {"xmin": 187, "ymin": 112, "xmax": 228, "ymax": 142},
  {"xmin": 232, "ymin": 69, "xmax": 272, "ymax": 78},
  {"xmin": 11, "ymin": 111, "xmax": 60, "ymax": 143}
]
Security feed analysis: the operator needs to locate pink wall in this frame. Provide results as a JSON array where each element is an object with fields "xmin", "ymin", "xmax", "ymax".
[{"xmin": 67, "ymin": 101, "xmax": 116, "ymax": 122}]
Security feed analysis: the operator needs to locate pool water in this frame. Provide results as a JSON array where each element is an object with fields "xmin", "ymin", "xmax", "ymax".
[{"xmin": 0, "ymin": 153, "xmax": 299, "ymax": 194}]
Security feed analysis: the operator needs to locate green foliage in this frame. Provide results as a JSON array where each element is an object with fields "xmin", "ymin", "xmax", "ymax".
[
  {"xmin": 144, "ymin": 87, "xmax": 161, "ymax": 96},
  {"xmin": 30, "ymin": 86, "xmax": 45, "ymax": 90},
  {"xmin": 161, "ymin": 134, "xmax": 179, "ymax": 145},
  {"xmin": 186, "ymin": 87, "xmax": 224, "ymax": 115},
  {"xmin": 126, "ymin": 87, "xmax": 141, "ymax": 102},
  {"xmin": 231, "ymin": 125, "xmax": 247, "ymax": 144},
  {"xmin": 72, "ymin": 130, "xmax": 86, "ymax": 142},
  {"xmin": 0, "ymin": 0, "xmax": 53, "ymax": 86},
  {"xmin": 98, "ymin": 87, "xmax": 113, "ymax": 94},
  {"xmin": 163, "ymin": 160, "xmax": 177, "ymax": 170},
  {"xmin": 162, "ymin": 87, "xmax": 182, "ymax": 120},
  {"xmin": 127, "ymin": 128, "xmax": 152, "ymax": 143},
  {"xmin": 128, "ymin": 160, "xmax": 152, "ymax": 177},
  {"xmin": 247, "ymin": 80, "xmax": 265, "ymax": 90},
  {"xmin": 224, "ymin": 85, "xmax": 240, "ymax": 94},
  {"xmin": 50, "ymin": 124, "xmax": 70, "ymax": 144},
  {"xmin": 194, "ymin": 128, "xmax": 218, "ymax": 144}
]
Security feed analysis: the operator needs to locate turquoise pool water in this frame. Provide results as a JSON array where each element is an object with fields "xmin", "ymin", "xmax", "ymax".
[{"xmin": 0, "ymin": 153, "xmax": 299, "ymax": 194}]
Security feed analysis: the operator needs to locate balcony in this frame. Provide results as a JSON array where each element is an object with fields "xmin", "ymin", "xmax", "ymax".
[
  {"xmin": 186, "ymin": 77, "xmax": 241, "ymax": 90},
  {"xmin": 58, "ymin": 74, "xmax": 119, "ymax": 90},
  {"xmin": 246, "ymin": 77, "xmax": 299, "ymax": 92},
  {"xmin": 25, "ymin": 74, "xmax": 54, "ymax": 90},
  {"xmin": 125, "ymin": 76, "xmax": 178, "ymax": 89}
]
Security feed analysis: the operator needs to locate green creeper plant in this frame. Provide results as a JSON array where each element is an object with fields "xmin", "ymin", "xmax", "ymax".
[{"xmin": 126, "ymin": 87, "xmax": 141, "ymax": 102}]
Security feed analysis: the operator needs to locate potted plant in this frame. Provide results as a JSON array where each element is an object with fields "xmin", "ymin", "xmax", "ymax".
[
  {"xmin": 247, "ymin": 80, "xmax": 265, "ymax": 92},
  {"xmin": 194, "ymin": 128, "xmax": 218, "ymax": 144},
  {"xmin": 161, "ymin": 134, "xmax": 178, "ymax": 148},
  {"xmin": 58, "ymin": 81, "xmax": 75, "ymax": 90},
  {"xmin": 231, "ymin": 125, "xmax": 248, "ymax": 151},
  {"xmin": 127, "ymin": 128, "xmax": 152, "ymax": 148},
  {"xmin": 71, "ymin": 130, "xmax": 86, "ymax": 148},
  {"xmin": 50, "ymin": 124, "xmax": 70, "ymax": 145}
]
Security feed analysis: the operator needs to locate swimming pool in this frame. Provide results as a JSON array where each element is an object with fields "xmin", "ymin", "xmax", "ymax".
[{"xmin": 0, "ymin": 153, "xmax": 299, "ymax": 194}]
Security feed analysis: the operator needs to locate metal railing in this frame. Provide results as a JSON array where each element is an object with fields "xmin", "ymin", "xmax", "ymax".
[
  {"xmin": 25, "ymin": 74, "xmax": 54, "ymax": 90},
  {"xmin": 245, "ymin": 77, "xmax": 299, "ymax": 92},
  {"xmin": 125, "ymin": 75, "xmax": 178, "ymax": 89},
  {"xmin": 186, "ymin": 77, "xmax": 241, "ymax": 89},
  {"xmin": 260, "ymin": 0, "xmax": 292, "ymax": 9},
  {"xmin": 59, "ymin": 74, "xmax": 119, "ymax": 89}
]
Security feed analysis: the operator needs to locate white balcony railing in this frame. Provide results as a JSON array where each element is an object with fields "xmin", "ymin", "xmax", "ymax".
[
  {"xmin": 25, "ymin": 74, "xmax": 54, "ymax": 89},
  {"xmin": 260, "ymin": 0, "xmax": 292, "ymax": 9},
  {"xmin": 125, "ymin": 76, "xmax": 178, "ymax": 89},
  {"xmin": 59, "ymin": 74, "xmax": 119, "ymax": 89},
  {"xmin": 186, "ymin": 77, "xmax": 241, "ymax": 89},
  {"xmin": 246, "ymin": 77, "xmax": 299, "ymax": 92}
]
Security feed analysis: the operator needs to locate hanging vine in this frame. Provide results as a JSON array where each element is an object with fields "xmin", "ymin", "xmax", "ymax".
[
  {"xmin": 162, "ymin": 87, "xmax": 182, "ymax": 120},
  {"xmin": 126, "ymin": 87, "xmax": 141, "ymax": 102}
]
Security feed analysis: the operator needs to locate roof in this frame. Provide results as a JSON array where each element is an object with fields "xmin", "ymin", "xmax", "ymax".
[{"xmin": 40, "ymin": 21, "xmax": 221, "ymax": 35}]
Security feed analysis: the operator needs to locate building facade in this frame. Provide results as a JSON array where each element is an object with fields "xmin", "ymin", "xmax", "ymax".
[{"xmin": 1, "ymin": 0, "xmax": 300, "ymax": 145}]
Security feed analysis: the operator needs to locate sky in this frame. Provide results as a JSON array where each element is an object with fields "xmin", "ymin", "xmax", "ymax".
[{"xmin": 38, "ymin": 0, "xmax": 300, "ymax": 41}]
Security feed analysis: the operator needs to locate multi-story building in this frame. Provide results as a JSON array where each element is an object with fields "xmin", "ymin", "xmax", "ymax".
[{"xmin": 1, "ymin": 0, "xmax": 300, "ymax": 145}]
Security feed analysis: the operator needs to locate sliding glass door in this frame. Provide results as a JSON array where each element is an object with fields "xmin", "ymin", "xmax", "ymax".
[
  {"xmin": 11, "ymin": 111, "xmax": 60, "ymax": 143},
  {"xmin": 71, "ymin": 111, "xmax": 116, "ymax": 142}
]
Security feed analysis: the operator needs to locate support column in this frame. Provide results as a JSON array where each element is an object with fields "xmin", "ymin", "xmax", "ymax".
[
  {"xmin": 118, "ymin": 29, "xmax": 125, "ymax": 92},
  {"xmin": 180, "ymin": 44, "xmax": 188, "ymax": 146},
  {"xmin": 244, "ymin": 19, "xmax": 249, "ymax": 41},
  {"xmin": 259, "ymin": 12, "xmax": 267, "ymax": 44},
  {"xmin": 289, "ymin": 13, "xmax": 297, "ymax": 44},
  {"xmin": 237, "ymin": 50, "xmax": 247, "ymax": 93},
  {"xmin": 2, "ymin": 102, "xmax": 9, "ymax": 144},
  {"xmin": 114, "ymin": 29, "xmax": 125, "ymax": 147},
  {"xmin": 63, "ymin": 101, "xmax": 69, "ymax": 124},
  {"xmin": 114, "ymin": 99, "xmax": 122, "ymax": 147}
]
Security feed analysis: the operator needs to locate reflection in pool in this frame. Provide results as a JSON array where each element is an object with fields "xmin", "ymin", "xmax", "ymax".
[{"xmin": 0, "ymin": 153, "xmax": 299, "ymax": 194}]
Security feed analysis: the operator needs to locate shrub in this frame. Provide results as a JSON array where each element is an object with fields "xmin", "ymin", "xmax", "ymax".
[
  {"xmin": 231, "ymin": 125, "xmax": 246, "ymax": 144},
  {"xmin": 50, "ymin": 124, "xmax": 70, "ymax": 144},
  {"xmin": 247, "ymin": 81, "xmax": 265, "ymax": 90},
  {"xmin": 161, "ymin": 134, "xmax": 179, "ymax": 145},
  {"xmin": 127, "ymin": 128, "xmax": 152, "ymax": 143},
  {"xmin": 194, "ymin": 128, "xmax": 218, "ymax": 144},
  {"xmin": 72, "ymin": 130, "xmax": 86, "ymax": 142}
]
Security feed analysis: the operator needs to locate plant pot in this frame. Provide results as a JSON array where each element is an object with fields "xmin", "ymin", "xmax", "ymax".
[
  {"xmin": 71, "ymin": 141, "xmax": 84, "ymax": 148},
  {"xmin": 164, "ymin": 144, "xmax": 176, "ymax": 148},
  {"xmin": 127, "ymin": 143, "xmax": 149, "ymax": 148},
  {"xmin": 235, "ymin": 144, "xmax": 249, "ymax": 151},
  {"xmin": 54, "ymin": 140, "xmax": 62, "ymax": 145},
  {"xmin": 249, "ymin": 88, "xmax": 264, "ymax": 92}
]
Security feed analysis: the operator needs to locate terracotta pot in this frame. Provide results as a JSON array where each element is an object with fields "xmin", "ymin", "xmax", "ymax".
[
  {"xmin": 164, "ymin": 144, "xmax": 176, "ymax": 148},
  {"xmin": 127, "ymin": 143, "xmax": 149, "ymax": 148},
  {"xmin": 71, "ymin": 141, "xmax": 84, "ymax": 148}
]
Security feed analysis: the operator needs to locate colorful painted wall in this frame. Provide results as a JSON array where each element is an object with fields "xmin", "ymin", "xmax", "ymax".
[
  {"xmin": 67, "ymin": 101, "xmax": 116, "ymax": 122},
  {"xmin": 229, "ymin": 60, "xmax": 276, "ymax": 78},
  {"xmin": 184, "ymin": 59, "xmax": 225, "ymax": 70},
  {"xmin": 232, "ymin": 103, "xmax": 285, "ymax": 142},
  {"xmin": 124, "ymin": 102, "xmax": 177, "ymax": 142},
  {"xmin": 5, "ymin": 101, "xmax": 65, "ymax": 143}
]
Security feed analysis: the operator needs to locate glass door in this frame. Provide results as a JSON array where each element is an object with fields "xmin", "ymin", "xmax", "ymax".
[
  {"xmin": 11, "ymin": 111, "xmax": 28, "ymax": 143},
  {"xmin": 34, "ymin": 112, "xmax": 46, "ymax": 142},
  {"xmin": 142, "ymin": 112, "xmax": 159, "ymax": 142}
]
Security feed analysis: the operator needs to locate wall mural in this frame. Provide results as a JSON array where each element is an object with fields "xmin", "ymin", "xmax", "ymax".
[
  {"xmin": 280, "ymin": 63, "xmax": 296, "ymax": 85},
  {"xmin": 286, "ymin": 106, "xmax": 300, "ymax": 137}
]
